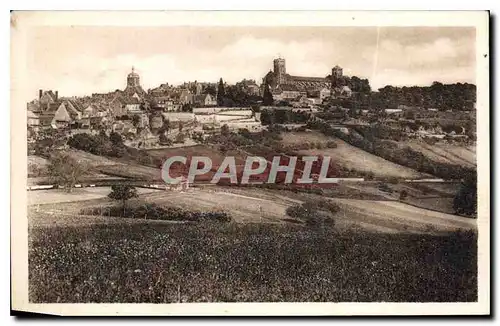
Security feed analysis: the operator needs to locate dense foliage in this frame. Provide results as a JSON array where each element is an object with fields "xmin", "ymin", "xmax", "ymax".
[
  {"xmin": 80, "ymin": 203, "xmax": 231, "ymax": 222},
  {"xmin": 260, "ymin": 109, "xmax": 311, "ymax": 125},
  {"xmin": 67, "ymin": 132, "xmax": 126, "ymax": 157},
  {"xmin": 453, "ymin": 172, "xmax": 477, "ymax": 216},
  {"xmin": 373, "ymin": 82, "xmax": 476, "ymax": 111},
  {"xmin": 47, "ymin": 153, "xmax": 88, "ymax": 192},
  {"xmin": 67, "ymin": 133, "xmax": 162, "ymax": 168}
]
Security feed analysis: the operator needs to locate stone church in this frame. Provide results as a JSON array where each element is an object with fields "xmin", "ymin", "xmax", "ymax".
[
  {"xmin": 262, "ymin": 57, "xmax": 344, "ymax": 94},
  {"xmin": 124, "ymin": 67, "xmax": 146, "ymax": 98}
]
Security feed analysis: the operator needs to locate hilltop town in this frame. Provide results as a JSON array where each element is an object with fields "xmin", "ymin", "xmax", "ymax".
[
  {"xmin": 27, "ymin": 57, "xmax": 476, "ymax": 152},
  {"xmin": 21, "ymin": 15, "xmax": 483, "ymax": 307}
]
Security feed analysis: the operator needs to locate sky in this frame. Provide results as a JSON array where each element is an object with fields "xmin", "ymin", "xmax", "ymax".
[{"xmin": 26, "ymin": 26, "xmax": 476, "ymax": 97}]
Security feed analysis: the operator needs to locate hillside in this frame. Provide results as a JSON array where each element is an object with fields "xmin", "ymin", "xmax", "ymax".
[
  {"xmin": 401, "ymin": 140, "xmax": 476, "ymax": 168},
  {"xmin": 281, "ymin": 131, "xmax": 425, "ymax": 179}
]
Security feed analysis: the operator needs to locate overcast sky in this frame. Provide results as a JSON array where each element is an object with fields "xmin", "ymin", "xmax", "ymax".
[{"xmin": 26, "ymin": 26, "xmax": 475, "ymax": 97}]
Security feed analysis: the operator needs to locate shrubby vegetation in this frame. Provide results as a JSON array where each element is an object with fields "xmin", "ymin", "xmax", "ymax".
[
  {"xmin": 67, "ymin": 132, "xmax": 127, "ymax": 157},
  {"xmin": 286, "ymin": 200, "xmax": 339, "ymax": 227},
  {"xmin": 453, "ymin": 172, "xmax": 477, "ymax": 216},
  {"xmin": 80, "ymin": 203, "xmax": 231, "ymax": 223},
  {"xmin": 47, "ymin": 153, "xmax": 88, "ymax": 192},
  {"xmin": 374, "ymin": 82, "xmax": 476, "ymax": 111},
  {"xmin": 67, "ymin": 132, "xmax": 163, "ymax": 168},
  {"xmin": 260, "ymin": 109, "xmax": 311, "ymax": 125}
]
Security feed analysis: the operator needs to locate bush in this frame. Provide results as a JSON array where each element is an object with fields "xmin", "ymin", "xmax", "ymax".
[
  {"xmin": 81, "ymin": 203, "xmax": 231, "ymax": 223},
  {"xmin": 326, "ymin": 141, "xmax": 338, "ymax": 148},
  {"xmin": 286, "ymin": 200, "xmax": 338, "ymax": 227},
  {"xmin": 400, "ymin": 189, "xmax": 408, "ymax": 200}
]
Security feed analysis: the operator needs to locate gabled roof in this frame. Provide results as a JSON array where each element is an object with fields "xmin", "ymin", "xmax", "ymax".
[
  {"xmin": 27, "ymin": 101, "xmax": 41, "ymax": 112},
  {"xmin": 42, "ymin": 90, "xmax": 57, "ymax": 102},
  {"xmin": 194, "ymin": 94, "xmax": 212, "ymax": 102},
  {"xmin": 123, "ymin": 97, "xmax": 141, "ymax": 105},
  {"xmin": 46, "ymin": 102, "xmax": 62, "ymax": 113}
]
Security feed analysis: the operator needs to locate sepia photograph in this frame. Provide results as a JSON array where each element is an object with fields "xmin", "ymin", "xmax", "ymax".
[{"xmin": 10, "ymin": 11, "xmax": 490, "ymax": 316}]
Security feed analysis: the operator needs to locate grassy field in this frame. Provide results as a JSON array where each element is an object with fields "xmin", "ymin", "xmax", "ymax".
[
  {"xmin": 28, "ymin": 223, "xmax": 477, "ymax": 303},
  {"xmin": 279, "ymin": 131, "xmax": 424, "ymax": 179},
  {"xmin": 28, "ymin": 185, "xmax": 475, "ymax": 233}
]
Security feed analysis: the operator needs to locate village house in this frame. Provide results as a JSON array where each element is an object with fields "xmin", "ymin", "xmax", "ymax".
[
  {"xmin": 109, "ymin": 96, "xmax": 128, "ymax": 117},
  {"xmin": 112, "ymin": 121, "xmax": 137, "ymax": 136},
  {"xmin": 38, "ymin": 102, "xmax": 73, "ymax": 129},
  {"xmin": 124, "ymin": 97, "xmax": 143, "ymax": 115},
  {"xmin": 38, "ymin": 89, "xmax": 58, "ymax": 106},
  {"xmin": 27, "ymin": 110, "xmax": 40, "ymax": 131},
  {"xmin": 136, "ymin": 127, "xmax": 159, "ymax": 148},
  {"xmin": 272, "ymin": 84, "xmax": 307, "ymax": 102},
  {"xmin": 193, "ymin": 93, "xmax": 217, "ymax": 107},
  {"xmin": 173, "ymin": 89, "xmax": 194, "ymax": 105}
]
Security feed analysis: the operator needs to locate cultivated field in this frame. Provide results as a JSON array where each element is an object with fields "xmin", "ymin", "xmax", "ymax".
[
  {"xmin": 27, "ymin": 185, "xmax": 477, "ymax": 303},
  {"xmin": 29, "ymin": 222, "xmax": 477, "ymax": 303},
  {"xmin": 28, "ymin": 185, "xmax": 475, "ymax": 234},
  {"xmin": 392, "ymin": 140, "xmax": 476, "ymax": 168},
  {"xmin": 281, "ymin": 132, "xmax": 424, "ymax": 179},
  {"xmin": 331, "ymin": 198, "xmax": 474, "ymax": 233}
]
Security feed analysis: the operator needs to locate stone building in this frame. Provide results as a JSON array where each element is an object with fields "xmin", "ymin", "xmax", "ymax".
[
  {"xmin": 124, "ymin": 67, "xmax": 146, "ymax": 98},
  {"xmin": 262, "ymin": 57, "xmax": 340, "ymax": 94}
]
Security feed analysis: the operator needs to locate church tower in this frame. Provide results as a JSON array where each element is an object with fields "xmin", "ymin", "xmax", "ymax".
[
  {"xmin": 127, "ymin": 67, "xmax": 141, "ymax": 88},
  {"xmin": 331, "ymin": 65, "xmax": 343, "ymax": 87},
  {"xmin": 273, "ymin": 58, "xmax": 287, "ymax": 85}
]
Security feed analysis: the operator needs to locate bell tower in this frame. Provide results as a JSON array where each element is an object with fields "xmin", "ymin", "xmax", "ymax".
[{"xmin": 273, "ymin": 57, "xmax": 286, "ymax": 85}]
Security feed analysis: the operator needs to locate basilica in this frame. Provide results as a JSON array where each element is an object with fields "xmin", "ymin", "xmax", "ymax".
[{"xmin": 262, "ymin": 57, "xmax": 344, "ymax": 94}]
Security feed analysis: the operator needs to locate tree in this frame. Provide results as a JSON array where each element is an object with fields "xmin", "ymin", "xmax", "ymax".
[
  {"xmin": 181, "ymin": 103, "xmax": 193, "ymax": 112},
  {"xmin": 175, "ymin": 133, "xmax": 186, "ymax": 143},
  {"xmin": 203, "ymin": 85, "xmax": 217, "ymax": 97},
  {"xmin": 159, "ymin": 132, "xmax": 171, "ymax": 145},
  {"xmin": 221, "ymin": 124, "xmax": 230, "ymax": 136},
  {"xmin": 163, "ymin": 119, "xmax": 171, "ymax": 135},
  {"xmin": 178, "ymin": 121, "xmax": 183, "ymax": 132},
  {"xmin": 453, "ymin": 172, "xmax": 477, "ymax": 216},
  {"xmin": 217, "ymin": 78, "xmax": 225, "ymax": 106},
  {"xmin": 131, "ymin": 115, "xmax": 141, "ymax": 127},
  {"xmin": 108, "ymin": 185, "xmax": 139, "ymax": 216},
  {"xmin": 109, "ymin": 131, "xmax": 123, "ymax": 146},
  {"xmin": 48, "ymin": 153, "xmax": 88, "ymax": 193},
  {"xmin": 263, "ymin": 82, "xmax": 274, "ymax": 106}
]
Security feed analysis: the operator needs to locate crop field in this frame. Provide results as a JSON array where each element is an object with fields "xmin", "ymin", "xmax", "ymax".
[
  {"xmin": 279, "ymin": 131, "xmax": 333, "ymax": 145},
  {"xmin": 396, "ymin": 141, "xmax": 476, "ymax": 168},
  {"xmin": 279, "ymin": 131, "xmax": 424, "ymax": 179},
  {"xmin": 296, "ymin": 139, "xmax": 424, "ymax": 179},
  {"xmin": 401, "ymin": 197, "xmax": 456, "ymax": 215},
  {"xmin": 331, "ymin": 198, "xmax": 475, "ymax": 233},
  {"xmin": 28, "ymin": 222, "xmax": 477, "ymax": 303}
]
